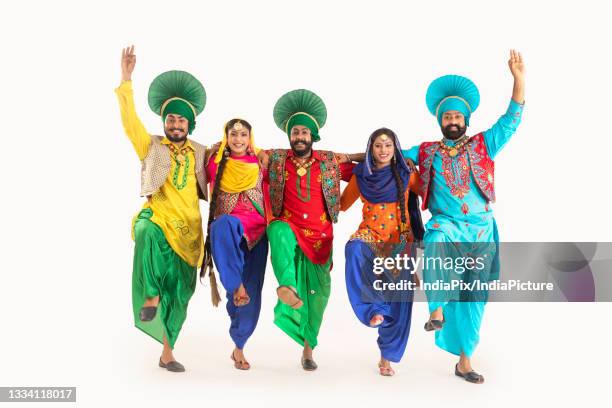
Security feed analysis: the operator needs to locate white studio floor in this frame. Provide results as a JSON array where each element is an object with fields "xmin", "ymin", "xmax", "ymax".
[
  {"xmin": 8, "ymin": 265, "xmax": 605, "ymax": 408},
  {"xmin": 112, "ymin": 292, "xmax": 609, "ymax": 407}
]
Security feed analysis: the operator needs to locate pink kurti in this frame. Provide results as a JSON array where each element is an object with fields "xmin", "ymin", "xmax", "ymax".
[{"xmin": 206, "ymin": 154, "xmax": 267, "ymax": 248}]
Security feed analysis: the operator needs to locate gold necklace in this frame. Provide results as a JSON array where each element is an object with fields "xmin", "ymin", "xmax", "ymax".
[
  {"xmin": 168, "ymin": 143, "xmax": 189, "ymax": 164},
  {"xmin": 438, "ymin": 135, "xmax": 469, "ymax": 157},
  {"xmin": 290, "ymin": 157, "xmax": 316, "ymax": 177}
]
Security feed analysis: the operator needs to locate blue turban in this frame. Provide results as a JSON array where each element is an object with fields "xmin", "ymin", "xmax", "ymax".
[{"xmin": 426, "ymin": 75, "xmax": 480, "ymax": 126}]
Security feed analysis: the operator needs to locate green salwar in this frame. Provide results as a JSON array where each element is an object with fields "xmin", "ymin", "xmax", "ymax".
[
  {"xmin": 132, "ymin": 209, "xmax": 196, "ymax": 349},
  {"xmin": 267, "ymin": 220, "xmax": 332, "ymax": 349}
]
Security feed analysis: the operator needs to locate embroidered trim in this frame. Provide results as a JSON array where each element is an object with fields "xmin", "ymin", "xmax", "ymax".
[
  {"xmin": 269, "ymin": 150, "xmax": 342, "ymax": 223},
  {"xmin": 418, "ymin": 133, "xmax": 495, "ymax": 209},
  {"xmin": 440, "ymin": 149, "xmax": 471, "ymax": 199}
]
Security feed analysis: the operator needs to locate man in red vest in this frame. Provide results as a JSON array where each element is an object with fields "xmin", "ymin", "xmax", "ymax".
[{"xmin": 265, "ymin": 89, "xmax": 358, "ymax": 371}]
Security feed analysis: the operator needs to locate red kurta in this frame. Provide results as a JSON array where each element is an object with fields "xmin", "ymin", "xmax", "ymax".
[{"xmin": 269, "ymin": 150, "xmax": 353, "ymax": 264}]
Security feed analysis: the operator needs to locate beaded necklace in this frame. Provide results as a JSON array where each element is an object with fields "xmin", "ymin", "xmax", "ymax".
[
  {"xmin": 168, "ymin": 144, "xmax": 190, "ymax": 190},
  {"xmin": 290, "ymin": 156, "xmax": 316, "ymax": 177},
  {"xmin": 438, "ymin": 135, "xmax": 469, "ymax": 157}
]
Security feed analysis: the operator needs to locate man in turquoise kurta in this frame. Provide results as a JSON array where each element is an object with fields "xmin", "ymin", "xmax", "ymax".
[{"xmin": 402, "ymin": 50, "xmax": 525, "ymax": 384}]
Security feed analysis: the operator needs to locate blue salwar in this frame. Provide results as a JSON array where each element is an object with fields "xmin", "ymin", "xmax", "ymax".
[
  {"xmin": 345, "ymin": 240, "xmax": 414, "ymax": 363},
  {"xmin": 210, "ymin": 214, "xmax": 268, "ymax": 349}
]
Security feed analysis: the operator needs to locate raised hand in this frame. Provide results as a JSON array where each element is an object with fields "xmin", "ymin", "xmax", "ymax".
[
  {"xmin": 508, "ymin": 49, "xmax": 524, "ymax": 81},
  {"xmin": 121, "ymin": 45, "xmax": 136, "ymax": 82},
  {"xmin": 508, "ymin": 49, "xmax": 525, "ymax": 103}
]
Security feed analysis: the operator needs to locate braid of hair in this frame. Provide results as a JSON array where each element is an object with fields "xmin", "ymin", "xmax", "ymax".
[
  {"xmin": 200, "ymin": 147, "xmax": 230, "ymax": 306},
  {"xmin": 390, "ymin": 156, "xmax": 408, "ymax": 231}
]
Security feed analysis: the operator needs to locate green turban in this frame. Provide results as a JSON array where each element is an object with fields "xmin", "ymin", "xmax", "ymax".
[
  {"xmin": 161, "ymin": 98, "xmax": 197, "ymax": 134},
  {"xmin": 148, "ymin": 70, "xmax": 206, "ymax": 135},
  {"xmin": 285, "ymin": 112, "xmax": 320, "ymax": 141},
  {"xmin": 273, "ymin": 89, "xmax": 327, "ymax": 142}
]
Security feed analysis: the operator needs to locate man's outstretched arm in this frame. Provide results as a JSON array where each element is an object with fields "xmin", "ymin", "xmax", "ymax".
[
  {"xmin": 484, "ymin": 49, "xmax": 526, "ymax": 159},
  {"xmin": 115, "ymin": 45, "xmax": 151, "ymax": 160}
]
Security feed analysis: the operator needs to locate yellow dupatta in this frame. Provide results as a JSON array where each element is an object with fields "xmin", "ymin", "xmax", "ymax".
[{"xmin": 213, "ymin": 119, "xmax": 260, "ymax": 193}]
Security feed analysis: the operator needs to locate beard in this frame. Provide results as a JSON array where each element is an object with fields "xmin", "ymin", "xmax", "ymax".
[
  {"xmin": 165, "ymin": 128, "xmax": 188, "ymax": 143},
  {"xmin": 290, "ymin": 139, "xmax": 313, "ymax": 157},
  {"xmin": 441, "ymin": 124, "xmax": 467, "ymax": 140}
]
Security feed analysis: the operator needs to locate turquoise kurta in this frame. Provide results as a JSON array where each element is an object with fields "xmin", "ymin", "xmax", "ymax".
[{"xmin": 402, "ymin": 99, "xmax": 524, "ymax": 356}]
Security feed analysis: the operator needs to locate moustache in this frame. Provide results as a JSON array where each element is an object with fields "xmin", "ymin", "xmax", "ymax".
[{"xmin": 443, "ymin": 124, "xmax": 466, "ymax": 133}]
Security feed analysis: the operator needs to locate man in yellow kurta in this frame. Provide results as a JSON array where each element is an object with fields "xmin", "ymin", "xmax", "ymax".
[{"xmin": 115, "ymin": 46, "xmax": 209, "ymax": 372}]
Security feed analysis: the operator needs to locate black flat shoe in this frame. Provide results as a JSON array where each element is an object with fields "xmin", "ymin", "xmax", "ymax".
[
  {"xmin": 455, "ymin": 364, "xmax": 484, "ymax": 384},
  {"xmin": 139, "ymin": 306, "xmax": 157, "ymax": 322},
  {"xmin": 159, "ymin": 358, "xmax": 185, "ymax": 373},
  {"xmin": 277, "ymin": 286, "xmax": 303, "ymax": 309},
  {"xmin": 424, "ymin": 318, "xmax": 444, "ymax": 332},
  {"xmin": 301, "ymin": 357, "xmax": 318, "ymax": 371}
]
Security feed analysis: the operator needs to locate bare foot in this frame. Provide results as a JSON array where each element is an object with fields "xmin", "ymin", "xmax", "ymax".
[
  {"xmin": 233, "ymin": 284, "xmax": 250, "ymax": 306},
  {"xmin": 231, "ymin": 347, "xmax": 250, "ymax": 370},
  {"xmin": 143, "ymin": 295, "xmax": 159, "ymax": 308},
  {"xmin": 430, "ymin": 306, "xmax": 443, "ymax": 322},
  {"xmin": 277, "ymin": 286, "xmax": 303, "ymax": 309},
  {"xmin": 378, "ymin": 357, "xmax": 395, "ymax": 376},
  {"xmin": 370, "ymin": 314, "xmax": 384, "ymax": 327}
]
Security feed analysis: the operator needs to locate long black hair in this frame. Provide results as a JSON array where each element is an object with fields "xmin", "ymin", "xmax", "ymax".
[{"xmin": 200, "ymin": 118, "xmax": 253, "ymax": 306}]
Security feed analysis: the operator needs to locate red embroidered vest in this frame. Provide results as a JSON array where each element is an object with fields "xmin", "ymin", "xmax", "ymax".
[
  {"xmin": 418, "ymin": 133, "xmax": 495, "ymax": 210},
  {"xmin": 268, "ymin": 149, "xmax": 342, "ymax": 223}
]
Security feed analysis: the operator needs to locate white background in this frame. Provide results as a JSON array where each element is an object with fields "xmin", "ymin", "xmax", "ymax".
[{"xmin": 1, "ymin": 0, "xmax": 611, "ymax": 407}]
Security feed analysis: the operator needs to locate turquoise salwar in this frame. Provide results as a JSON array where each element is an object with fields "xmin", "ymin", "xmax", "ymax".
[{"xmin": 423, "ymin": 222, "xmax": 497, "ymax": 357}]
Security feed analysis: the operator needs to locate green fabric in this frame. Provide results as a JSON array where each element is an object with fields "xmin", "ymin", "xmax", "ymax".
[
  {"xmin": 248, "ymin": 197, "xmax": 265, "ymax": 217},
  {"xmin": 286, "ymin": 113, "xmax": 320, "ymax": 142},
  {"xmin": 162, "ymin": 99, "xmax": 196, "ymax": 134},
  {"xmin": 267, "ymin": 220, "xmax": 332, "ymax": 349},
  {"xmin": 148, "ymin": 70, "xmax": 206, "ymax": 115},
  {"xmin": 273, "ymin": 89, "xmax": 327, "ymax": 139},
  {"xmin": 132, "ymin": 208, "xmax": 196, "ymax": 349}
]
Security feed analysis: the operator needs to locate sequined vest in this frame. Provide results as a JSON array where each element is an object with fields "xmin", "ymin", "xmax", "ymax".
[
  {"xmin": 418, "ymin": 133, "xmax": 494, "ymax": 210},
  {"xmin": 268, "ymin": 149, "xmax": 341, "ymax": 223},
  {"xmin": 140, "ymin": 136, "xmax": 208, "ymax": 200},
  {"xmin": 214, "ymin": 172, "xmax": 265, "ymax": 218}
]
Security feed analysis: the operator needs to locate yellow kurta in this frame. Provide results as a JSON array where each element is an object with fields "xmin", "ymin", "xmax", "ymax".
[{"xmin": 115, "ymin": 81, "xmax": 203, "ymax": 267}]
